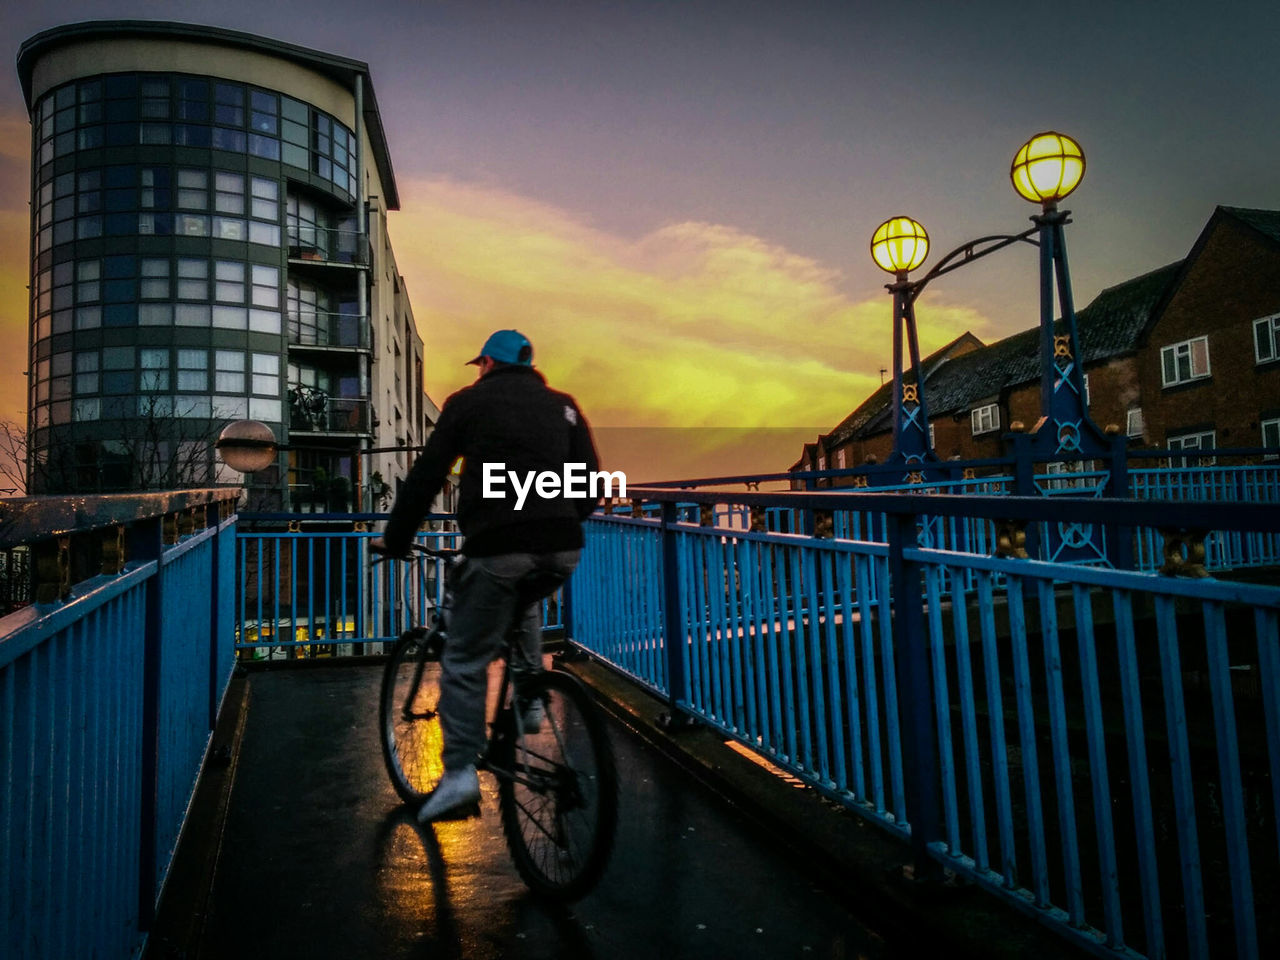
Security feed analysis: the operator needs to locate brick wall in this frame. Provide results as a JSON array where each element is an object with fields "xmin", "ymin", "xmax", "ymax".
[{"xmin": 1139, "ymin": 216, "xmax": 1280, "ymax": 448}]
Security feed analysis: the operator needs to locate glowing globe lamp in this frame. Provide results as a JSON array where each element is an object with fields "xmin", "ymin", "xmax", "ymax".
[
  {"xmin": 1010, "ymin": 132, "xmax": 1085, "ymax": 206},
  {"xmin": 870, "ymin": 217, "xmax": 929, "ymax": 275}
]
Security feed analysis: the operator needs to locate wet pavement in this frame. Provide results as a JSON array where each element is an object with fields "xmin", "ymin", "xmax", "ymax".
[{"xmin": 192, "ymin": 664, "xmax": 888, "ymax": 960}]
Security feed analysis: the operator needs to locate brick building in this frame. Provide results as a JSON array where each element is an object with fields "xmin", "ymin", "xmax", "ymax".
[{"xmin": 793, "ymin": 206, "xmax": 1280, "ymax": 479}]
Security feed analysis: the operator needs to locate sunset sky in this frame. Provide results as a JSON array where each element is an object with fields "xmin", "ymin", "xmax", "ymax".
[{"xmin": 4, "ymin": 1, "xmax": 1280, "ymax": 480}]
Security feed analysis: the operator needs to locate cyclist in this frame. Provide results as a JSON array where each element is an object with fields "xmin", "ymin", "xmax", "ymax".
[{"xmin": 371, "ymin": 329, "xmax": 602, "ymax": 822}]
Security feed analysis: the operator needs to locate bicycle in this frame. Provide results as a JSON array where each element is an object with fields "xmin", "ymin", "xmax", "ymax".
[{"xmin": 375, "ymin": 542, "xmax": 617, "ymax": 900}]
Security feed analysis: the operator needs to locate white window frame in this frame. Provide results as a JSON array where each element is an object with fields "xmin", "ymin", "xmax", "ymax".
[
  {"xmin": 1167, "ymin": 429, "xmax": 1216, "ymax": 466},
  {"xmin": 1125, "ymin": 407, "xmax": 1144, "ymax": 439},
  {"xmin": 1254, "ymin": 314, "xmax": 1280, "ymax": 364},
  {"xmin": 1043, "ymin": 460, "xmax": 1093, "ymax": 492},
  {"xmin": 1262, "ymin": 418, "xmax": 1280, "ymax": 460},
  {"xmin": 1160, "ymin": 336, "xmax": 1211, "ymax": 387},
  {"xmin": 970, "ymin": 402, "xmax": 1000, "ymax": 436}
]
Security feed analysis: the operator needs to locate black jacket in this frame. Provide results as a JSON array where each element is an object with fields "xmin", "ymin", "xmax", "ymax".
[{"xmin": 383, "ymin": 365, "xmax": 601, "ymax": 556}]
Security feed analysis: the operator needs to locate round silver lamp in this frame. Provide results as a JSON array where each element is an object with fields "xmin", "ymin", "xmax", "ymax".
[{"xmin": 215, "ymin": 420, "xmax": 279, "ymax": 473}]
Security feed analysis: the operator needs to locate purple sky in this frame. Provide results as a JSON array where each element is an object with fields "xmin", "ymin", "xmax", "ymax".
[{"xmin": 4, "ymin": 0, "xmax": 1279, "ymax": 472}]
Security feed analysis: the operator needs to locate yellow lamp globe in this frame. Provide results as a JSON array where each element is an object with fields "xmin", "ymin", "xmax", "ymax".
[
  {"xmin": 1010, "ymin": 132, "xmax": 1085, "ymax": 206},
  {"xmin": 870, "ymin": 217, "xmax": 929, "ymax": 275}
]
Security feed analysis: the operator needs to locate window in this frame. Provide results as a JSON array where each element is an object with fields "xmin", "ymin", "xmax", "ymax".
[
  {"xmin": 251, "ymin": 177, "xmax": 279, "ymax": 221},
  {"xmin": 178, "ymin": 78, "xmax": 208, "ymax": 121},
  {"xmin": 140, "ymin": 259, "xmax": 169, "ymax": 299},
  {"xmin": 215, "ymin": 261, "xmax": 245, "ymax": 302},
  {"xmin": 174, "ymin": 213, "xmax": 210, "ymax": 237},
  {"xmin": 835, "ymin": 449, "xmax": 845, "ymax": 470},
  {"xmin": 177, "ymin": 169, "xmax": 208, "ymax": 210},
  {"xmin": 1262, "ymin": 418, "xmax": 1280, "ymax": 460},
  {"xmin": 251, "ymin": 265, "xmax": 279, "ymax": 307},
  {"xmin": 1043, "ymin": 460, "xmax": 1091, "ymax": 492},
  {"xmin": 177, "ymin": 349, "xmax": 208, "ymax": 391},
  {"xmin": 212, "ymin": 305, "xmax": 248, "ymax": 330},
  {"xmin": 1255, "ymin": 315, "xmax": 1280, "ymax": 364},
  {"xmin": 1160, "ymin": 336, "xmax": 1210, "ymax": 386},
  {"xmin": 971, "ymin": 402, "xmax": 1000, "ymax": 435},
  {"xmin": 1168, "ymin": 430, "xmax": 1216, "ymax": 466},
  {"xmin": 73, "ymin": 398, "xmax": 100, "ymax": 421},
  {"xmin": 139, "ymin": 349, "xmax": 169, "ymax": 391},
  {"xmin": 250, "ymin": 90, "xmax": 278, "ymax": 134},
  {"xmin": 215, "ymin": 350, "xmax": 245, "ymax": 393},
  {"xmin": 251, "ymin": 353, "xmax": 279, "ymax": 395},
  {"xmin": 1126, "ymin": 407, "xmax": 1144, "ymax": 439},
  {"xmin": 1082, "ymin": 373, "xmax": 1090, "ymax": 405},
  {"xmin": 74, "ymin": 351, "xmax": 99, "ymax": 395},
  {"xmin": 140, "ymin": 168, "xmax": 171, "ymax": 209},
  {"xmin": 214, "ymin": 172, "xmax": 245, "ymax": 214},
  {"xmin": 177, "ymin": 258, "xmax": 208, "ymax": 299},
  {"xmin": 215, "ymin": 83, "xmax": 244, "ymax": 126},
  {"xmin": 140, "ymin": 303, "xmax": 173, "ymax": 326}
]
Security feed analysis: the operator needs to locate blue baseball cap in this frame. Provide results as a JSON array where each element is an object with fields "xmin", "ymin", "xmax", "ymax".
[{"xmin": 466, "ymin": 329, "xmax": 533, "ymax": 366}]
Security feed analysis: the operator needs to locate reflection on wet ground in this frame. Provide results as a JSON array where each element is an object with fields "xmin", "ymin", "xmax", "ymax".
[{"xmin": 200, "ymin": 665, "xmax": 888, "ymax": 959}]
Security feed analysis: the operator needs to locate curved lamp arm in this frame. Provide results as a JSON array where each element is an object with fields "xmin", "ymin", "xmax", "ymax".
[{"xmin": 906, "ymin": 225, "xmax": 1041, "ymax": 303}]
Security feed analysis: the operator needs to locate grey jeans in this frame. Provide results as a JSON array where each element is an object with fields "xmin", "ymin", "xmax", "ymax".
[{"xmin": 439, "ymin": 550, "xmax": 580, "ymax": 770}]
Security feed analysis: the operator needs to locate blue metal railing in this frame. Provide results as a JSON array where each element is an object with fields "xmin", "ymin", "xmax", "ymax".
[
  {"xmin": 569, "ymin": 487, "xmax": 1280, "ymax": 959},
  {"xmin": 233, "ymin": 514, "xmax": 565, "ymax": 658},
  {"xmin": 0, "ymin": 490, "xmax": 238, "ymax": 960},
  {"xmin": 630, "ymin": 459, "xmax": 1280, "ymax": 574}
]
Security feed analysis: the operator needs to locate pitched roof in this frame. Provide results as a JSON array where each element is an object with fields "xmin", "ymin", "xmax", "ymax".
[
  {"xmin": 829, "ymin": 259, "xmax": 1182, "ymax": 443},
  {"xmin": 824, "ymin": 332, "xmax": 984, "ymax": 447},
  {"xmin": 1221, "ymin": 206, "xmax": 1280, "ymax": 246}
]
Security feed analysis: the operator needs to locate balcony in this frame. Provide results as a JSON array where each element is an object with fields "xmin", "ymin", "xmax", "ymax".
[
  {"xmin": 287, "ymin": 310, "xmax": 369, "ymax": 351},
  {"xmin": 286, "ymin": 224, "xmax": 369, "ymax": 267},
  {"xmin": 287, "ymin": 387, "xmax": 370, "ymax": 435}
]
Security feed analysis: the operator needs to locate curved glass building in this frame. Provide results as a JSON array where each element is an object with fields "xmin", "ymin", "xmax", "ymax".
[{"xmin": 18, "ymin": 21, "xmax": 430, "ymax": 509}]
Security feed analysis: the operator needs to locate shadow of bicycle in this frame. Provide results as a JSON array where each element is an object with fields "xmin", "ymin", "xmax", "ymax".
[{"xmin": 373, "ymin": 806, "xmax": 598, "ymax": 960}]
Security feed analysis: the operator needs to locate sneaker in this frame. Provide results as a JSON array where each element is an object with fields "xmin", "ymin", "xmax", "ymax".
[
  {"xmin": 416, "ymin": 765, "xmax": 481, "ymax": 822},
  {"xmin": 517, "ymin": 697, "xmax": 544, "ymax": 734}
]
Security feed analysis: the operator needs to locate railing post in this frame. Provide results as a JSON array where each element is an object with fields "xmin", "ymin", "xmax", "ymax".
[
  {"xmin": 887, "ymin": 509, "xmax": 944, "ymax": 880},
  {"xmin": 659, "ymin": 501, "xmax": 689, "ymax": 722},
  {"xmin": 801, "ymin": 475, "xmax": 817, "ymax": 535},
  {"xmin": 131, "ymin": 515, "xmax": 164, "ymax": 930},
  {"xmin": 1008, "ymin": 430, "xmax": 1043, "ymax": 559},
  {"xmin": 1108, "ymin": 434, "xmax": 1135, "ymax": 569},
  {"xmin": 560, "ymin": 574, "xmax": 575, "ymax": 642}
]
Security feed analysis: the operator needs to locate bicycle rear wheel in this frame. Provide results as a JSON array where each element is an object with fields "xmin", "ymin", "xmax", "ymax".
[
  {"xmin": 380, "ymin": 630, "xmax": 445, "ymax": 804},
  {"xmin": 495, "ymin": 670, "xmax": 617, "ymax": 900}
]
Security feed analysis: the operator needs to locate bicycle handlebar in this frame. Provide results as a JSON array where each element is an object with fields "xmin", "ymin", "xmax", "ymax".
[{"xmin": 369, "ymin": 540, "xmax": 461, "ymax": 562}]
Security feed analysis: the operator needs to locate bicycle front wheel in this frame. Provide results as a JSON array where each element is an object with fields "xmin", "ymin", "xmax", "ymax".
[
  {"xmin": 380, "ymin": 631, "xmax": 445, "ymax": 804},
  {"xmin": 495, "ymin": 670, "xmax": 617, "ymax": 900}
]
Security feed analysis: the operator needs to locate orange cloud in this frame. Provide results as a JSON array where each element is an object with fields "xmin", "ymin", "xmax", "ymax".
[
  {"xmin": 388, "ymin": 177, "xmax": 993, "ymax": 476},
  {"xmin": 0, "ymin": 113, "xmax": 31, "ymax": 426}
]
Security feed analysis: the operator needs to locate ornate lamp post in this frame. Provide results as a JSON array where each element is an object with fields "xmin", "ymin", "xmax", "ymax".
[
  {"xmin": 867, "ymin": 131, "xmax": 1110, "ymax": 485},
  {"xmin": 1008, "ymin": 132, "xmax": 1106, "ymax": 461},
  {"xmin": 870, "ymin": 216, "xmax": 936, "ymax": 480}
]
